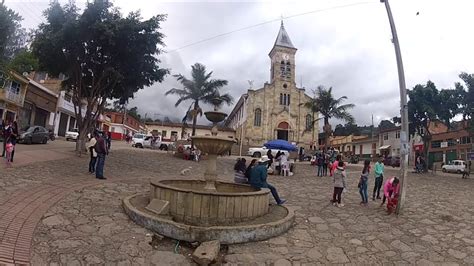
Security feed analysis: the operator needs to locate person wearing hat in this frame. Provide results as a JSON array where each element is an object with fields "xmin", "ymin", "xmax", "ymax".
[{"xmin": 249, "ymin": 155, "xmax": 287, "ymax": 205}]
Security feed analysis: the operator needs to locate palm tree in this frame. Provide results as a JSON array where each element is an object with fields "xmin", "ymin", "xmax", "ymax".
[
  {"xmin": 166, "ymin": 63, "xmax": 233, "ymax": 147},
  {"xmin": 304, "ymin": 86, "xmax": 355, "ymax": 148}
]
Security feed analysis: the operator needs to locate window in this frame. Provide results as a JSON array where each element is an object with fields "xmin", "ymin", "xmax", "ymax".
[
  {"xmin": 111, "ymin": 127, "xmax": 115, "ymax": 132},
  {"xmin": 383, "ymin": 133, "xmax": 388, "ymax": 140},
  {"xmin": 254, "ymin": 108, "xmax": 262, "ymax": 127},
  {"xmin": 280, "ymin": 94, "xmax": 290, "ymax": 106},
  {"xmin": 161, "ymin": 130, "xmax": 167, "ymax": 137},
  {"xmin": 64, "ymin": 94, "xmax": 72, "ymax": 102},
  {"xmin": 286, "ymin": 62, "xmax": 291, "ymax": 78},
  {"xmin": 447, "ymin": 139, "xmax": 457, "ymax": 147},
  {"xmin": 9, "ymin": 81, "xmax": 20, "ymax": 94},
  {"xmin": 431, "ymin": 140, "xmax": 441, "ymax": 148},
  {"xmin": 460, "ymin": 136, "xmax": 471, "ymax": 144},
  {"xmin": 305, "ymin": 114, "xmax": 312, "ymax": 130},
  {"xmin": 395, "ymin": 131, "xmax": 400, "ymax": 139}
]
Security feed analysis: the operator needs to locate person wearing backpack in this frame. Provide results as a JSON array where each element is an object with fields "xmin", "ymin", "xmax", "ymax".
[{"xmin": 94, "ymin": 131, "xmax": 107, "ymax": 180}]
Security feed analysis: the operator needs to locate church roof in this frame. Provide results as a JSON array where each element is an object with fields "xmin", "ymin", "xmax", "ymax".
[{"xmin": 273, "ymin": 21, "xmax": 295, "ymax": 49}]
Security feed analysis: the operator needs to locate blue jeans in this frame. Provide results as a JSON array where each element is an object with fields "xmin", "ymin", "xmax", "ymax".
[
  {"xmin": 96, "ymin": 153, "xmax": 106, "ymax": 178},
  {"xmin": 359, "ymin": 180, "xmax": 368, "ymax": 203},
  {"xmin": 317, "ymin": 165, "xmax": 323, "ymax": 176},
  {"xmin": 89, "ymin": 156, "xmax": 97, "ymax": 173},
  {"xmin": 252, "ymin": 183, "xmax": 282, "ymax": 204}
]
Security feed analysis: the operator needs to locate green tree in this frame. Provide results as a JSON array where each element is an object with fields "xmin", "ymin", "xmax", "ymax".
[
  {"xmin": 165, "ymin": 63, "xmax": 233, "ymax": 147},
  {"xmin": 407, "ymin": 81, "xmax": 439, "ymax": 159},
  {"xmin": 32, "ymin": 0, "xmax": 168, "ymax": 152},
  {"xmin": 127, "ymin": 106, "xmax": 141, "ymax": 121},
  {"xmin": 304, "ymin": 86, "xmax": 355, "ymax": 147},
  {"xmin": 8, "ymin": 50, "xmax": 39, "ymax": 74},
  {"xmin": 0, "ymin": 2, "xmax": 26, "ymax": 65},
  {"xmin": 457, "ymin": 72, "xmax": 474, "ymax": 135}
]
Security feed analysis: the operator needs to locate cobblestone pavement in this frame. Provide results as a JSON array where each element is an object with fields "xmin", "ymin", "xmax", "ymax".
[{"xmin": 1, "ymin": 149, "xmax": 473, "ymax": 265}]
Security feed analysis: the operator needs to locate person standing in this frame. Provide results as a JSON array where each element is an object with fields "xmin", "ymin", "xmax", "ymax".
[
  {"xmin": 94, "ymin": 131, "xmax": 107, "ymax": 180},
  {"xmin": 249, "ymin": 156, "xmax": 287, "ymax": 205},
  {"xmin": 87, "ymin": 133, "xmax": 97, "ymax": 174},
  {"xmin": 332, "ymin": 161, "xmax": 347, "ymax": 207},
  {"xmin": 1, "ymin": 120, "xmax": 11, "ymax": 158},
  {"xmin": 8, "ymin": 121, "xmax": 18, "ymax": 162},
  {"xmin": 323, "ymin": 153, "xmax": 329, "ymax": 176},
  {"xmin": 106, "ymin": 131, "xmax": 112, "ymax": 152},
  {"xmin": 373, "ymin": 157, "xmax": 385, "ymax": 200},
  {"xmin": 266, "ymin": 149, "xmax": 274, "ymax": 169},
  {"xmin": 317, "ymin": 154, "xmax": 324, "ymax": 177},
  {"xmin": 359, "ymin": 160, "xmax": 371, "ymax": 206}
]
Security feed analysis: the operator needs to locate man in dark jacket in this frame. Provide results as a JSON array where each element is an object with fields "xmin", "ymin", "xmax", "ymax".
[
  {"xmin": 249, "ymin": 156, "xmax": 286, "ymax": 205},
  {"xmin": 94, "ymin": 131, "xmax": 107, "ymax": 179}
]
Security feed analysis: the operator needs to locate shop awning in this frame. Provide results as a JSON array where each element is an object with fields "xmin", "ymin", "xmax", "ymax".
[{"xmin": 378, "ymin": 145, "xmax": 391, "ymax": 150}]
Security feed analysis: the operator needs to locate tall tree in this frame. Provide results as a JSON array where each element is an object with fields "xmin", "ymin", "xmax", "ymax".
[
  {"xmin": 457, "ymin": 72, "xmax": 474, "ymax": 136},
  {"xmin": 8, "ymin": 50, "xmax": 39, "ymax": 74},
  {"xmin": 165, "ymin": 63, "xmax": 233, "ymax": 147},
  {"xmin": 407, "ymin": 81, "xmax": 439, "ymax": 159},
  {"xmin": 32, "ymin": 0, "xmax": 168, "ymax": 152},
  {"xmin": 304, "ymin": 86, "xmax": 355, "ymax": 147},
  {"xmin": 0, "ymin": 2, "xmax": 27, "ymax": 65}
]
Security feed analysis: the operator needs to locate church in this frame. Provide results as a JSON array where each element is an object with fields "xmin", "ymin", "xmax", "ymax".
[{"xmin": 225, "ymin": 22, "xmax": 319, "ymax": 149}]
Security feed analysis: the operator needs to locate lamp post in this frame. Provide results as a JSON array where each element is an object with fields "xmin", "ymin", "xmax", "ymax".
[
  {"xmin": 380, "ymin": 0, "xmax": 409, "ymax": 214},
  {"xmin": 239, "ymin": 95, "xmax": 248, "ymax": 157}
]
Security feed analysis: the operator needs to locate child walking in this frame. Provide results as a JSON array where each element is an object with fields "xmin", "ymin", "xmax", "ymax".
[
  {"xmin": 332, "ymin": 161, "xmax": 347, "ymax": 207},
  {"xmin": 359, "ymin": 160, "xmax": 371, "ymax": 206}
]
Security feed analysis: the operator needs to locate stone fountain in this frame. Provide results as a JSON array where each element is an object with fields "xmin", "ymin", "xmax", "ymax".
[{"xmin": 123, "ymin": 103, "xmax": 295, "ymax": 244}]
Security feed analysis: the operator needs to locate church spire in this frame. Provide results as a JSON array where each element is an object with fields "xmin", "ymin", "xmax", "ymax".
[{"xmin": 273, "ymin": 20, "xmax": 295, "ymax": 49}]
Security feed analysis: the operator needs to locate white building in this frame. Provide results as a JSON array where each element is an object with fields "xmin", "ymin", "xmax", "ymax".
[{"xmin": 52, "ymin": 91, "xmax": 86, "ymax": 136}]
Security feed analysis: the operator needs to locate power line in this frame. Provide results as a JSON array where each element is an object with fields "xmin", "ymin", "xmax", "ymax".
[{"xmin": 166, "ymin": 1, "xmax": 375, "ymax": 53}]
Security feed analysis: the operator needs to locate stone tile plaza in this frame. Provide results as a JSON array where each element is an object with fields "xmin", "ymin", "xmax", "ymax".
[
  {"xmin": 1, "ymin": 0, "xmax": 474, "ymax": 265},
  {"xmin": 0, "ymin": 141, "xmax": 473, "ymax": 265}
]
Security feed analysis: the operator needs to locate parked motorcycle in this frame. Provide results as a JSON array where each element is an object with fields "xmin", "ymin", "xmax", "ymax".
[{"xmin": 49, "ymin": 130, "xmax": 55, "ymax": 141}]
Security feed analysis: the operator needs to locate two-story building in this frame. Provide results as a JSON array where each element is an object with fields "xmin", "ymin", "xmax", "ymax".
[
  {"xmin": 0, "ymin": 71, "xmax": 29, "ymax": 123},
  {"xmin": 106, "ymin": 111, "xmax": 142, "ymax": 140},
  {"xmin": 428, "ymin": 121, "xmax": 472, "ymax": 167},
  {"xmin": 18, "ymin": 79, "xmax": 58, "ymax": 130},
  {"xmin": 145, "ymin": 122, "xmax": 236, "ymax": 142}
]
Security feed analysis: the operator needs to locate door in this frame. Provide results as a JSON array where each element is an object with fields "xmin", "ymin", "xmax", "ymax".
[
  {"xmin": 277, "ymin": 130, "xmax": 289, "ymax": 141},
  {"xmin": 32, "ymin": 127, "xmax": 41, "ymax": 143},
  {"xmin": 58, "ymin": 113, "xmax": 68, "ymax": 136},
  {"xmin": 34, "ymin": 108, "xmax": 48, "ymax": 127},
  {"xmin": 69, "ymin": 117, "xmax": 76, "ymax": 131}
]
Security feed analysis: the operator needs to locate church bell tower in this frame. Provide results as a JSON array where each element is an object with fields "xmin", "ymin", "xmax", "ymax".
[{"xmin": 269, "ymin": 21, "xmax": 297, "ymax": 85}]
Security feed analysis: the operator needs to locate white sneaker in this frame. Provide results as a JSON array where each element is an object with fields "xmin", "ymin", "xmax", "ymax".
[{"xmin": 337, "ymin": 203, "xmax": 345, "ymax": 207}]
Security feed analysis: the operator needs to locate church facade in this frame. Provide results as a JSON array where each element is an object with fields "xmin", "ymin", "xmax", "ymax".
[{"xmin": 225, "ymin": 22, "xmax": 319, "ymax": 148}]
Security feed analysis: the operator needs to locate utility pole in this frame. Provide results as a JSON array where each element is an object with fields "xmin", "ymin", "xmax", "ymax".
[
  {"xmin": 239, "ymin": 95, "xmax": 248, "ymax": 157},
  {"xmin": 381, "ymin": 0, "xmax": 409, "ymax": 215}
]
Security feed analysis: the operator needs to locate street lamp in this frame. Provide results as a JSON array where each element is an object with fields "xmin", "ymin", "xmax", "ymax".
[{"xmin": 380, "ymin": 0, "xmax": 410, "ymax": 214}]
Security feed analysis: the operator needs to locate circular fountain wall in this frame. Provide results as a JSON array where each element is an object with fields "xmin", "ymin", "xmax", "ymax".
[{"xmin": 150, "ymin": 179, "xmax": 270, "ymax": 226}]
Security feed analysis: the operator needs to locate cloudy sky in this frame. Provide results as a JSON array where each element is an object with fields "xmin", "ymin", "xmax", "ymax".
[{"xmin": 6, "ymin": 0, "xmax": 474, "ymax": 128}]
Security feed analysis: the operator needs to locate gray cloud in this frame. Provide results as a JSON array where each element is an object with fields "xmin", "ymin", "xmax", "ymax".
[{"xmin": 7, "ymin": 0, "xmax": 474, "ymax": 129}]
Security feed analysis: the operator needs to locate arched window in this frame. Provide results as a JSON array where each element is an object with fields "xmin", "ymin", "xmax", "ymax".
[
  {"xmin": 306, "ymin": 114, "xmax": 312, "ymax": 130},
  {"xmin": 254, "ymin": 108, "xmax": 262, "ymax": 127}
]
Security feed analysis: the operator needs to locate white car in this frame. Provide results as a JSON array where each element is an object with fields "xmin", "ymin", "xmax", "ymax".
[
  {"xmin": 247, "ymin": 146, "xmax": 289, "ymax": 158},
  {"xmin": 442, "ymin": 160, "xmax": 467, "ymax": 173},
  {"xmin": 65, "ymin": 128, "xmax": 79, "ymax": 141},
  {"xmin": 131, "ymin": 133, "xmax": 146, "ymax": 148}
]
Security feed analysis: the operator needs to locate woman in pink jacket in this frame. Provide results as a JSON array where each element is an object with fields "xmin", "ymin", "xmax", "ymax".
[{"xmin": 381, "ymin": 177, "xmax": 400, "ymax": 213}]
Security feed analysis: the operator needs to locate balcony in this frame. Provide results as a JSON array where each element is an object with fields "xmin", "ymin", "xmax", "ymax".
[{"xmin": 0, "ymin": 88, "xmax": 24, "ymax": 106}]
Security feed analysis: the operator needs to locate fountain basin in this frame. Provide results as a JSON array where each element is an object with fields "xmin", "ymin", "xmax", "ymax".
[
  {"xmin": 150, "ymin": 179, "xmax": 270, "ymax": 226},
  {"xmin": 192, "ymin": 136, "xmax": 236, "ymax": 155},
  {"xmin": 204, "ymin": 111, "xmax": 228, "ymax": 124}
]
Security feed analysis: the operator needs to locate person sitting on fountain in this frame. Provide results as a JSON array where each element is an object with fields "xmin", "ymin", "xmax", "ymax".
[
  {"xmin": 234, "ymin": 158, "xmax": 247, "ymax": 184},
  {"xmin": 249, "ymin": 155, "xmax": 287, "ymax": 205}
]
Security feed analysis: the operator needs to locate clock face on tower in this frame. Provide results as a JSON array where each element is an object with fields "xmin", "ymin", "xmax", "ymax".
[{"xmin": 282, "ymin": 53, "xmax": 289, "ymax": 60}]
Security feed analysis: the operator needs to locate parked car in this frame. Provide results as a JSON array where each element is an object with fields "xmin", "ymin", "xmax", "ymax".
[
  {"xmin": 247, "ymin": 146, "xmax": 289, "ymax": 158},
  {"xmin": 65, "ymin": 128, "xmax": 79, "ymax": 141},
  {"xmin": 131, "ymin": 133, "xmax": 146, "ymax": 148},
  {"xmin": 442, "ymin": 160, "xmax": 466, "ymax": 173},
  {"xmin": 384, "ymin": 156, "xmax": 401, "ymax": 167},
  {"xmin": 18, "ymin": 126, "xmax": 50, "ymax": 144}
]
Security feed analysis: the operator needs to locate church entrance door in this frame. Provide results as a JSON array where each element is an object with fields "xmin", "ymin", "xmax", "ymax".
[{"xmin": 277, "ymin": 130, "xmax": 289, "ymax": 141}]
